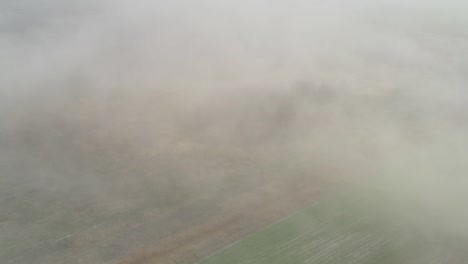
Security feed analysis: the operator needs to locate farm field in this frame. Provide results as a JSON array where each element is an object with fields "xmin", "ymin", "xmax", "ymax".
[
  {"xmin": 0, "ymin": 142, "xmax": 346, "ymax": 264},
  {"xmin": 2, "ymin": 0, "xmax": 468, "ymax": 263},
  {"xmin": 200, "ymin": 182, "xmax": 468, "ymax": 264}
]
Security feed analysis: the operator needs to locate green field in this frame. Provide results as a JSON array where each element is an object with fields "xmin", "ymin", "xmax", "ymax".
[{"xmin": 200, "ymin": 185, "xmax": 468, "ymax": 264}]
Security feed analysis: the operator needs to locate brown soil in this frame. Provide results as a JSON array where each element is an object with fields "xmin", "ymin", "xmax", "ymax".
[{"xmin": 118, "ymin": 178, "xmax": 328, "ymax": 264}]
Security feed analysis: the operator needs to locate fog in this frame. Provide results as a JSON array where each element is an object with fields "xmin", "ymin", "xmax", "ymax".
[{"xmin": 1, "ymin": 0, "xmax": 468, "ymax": 263}]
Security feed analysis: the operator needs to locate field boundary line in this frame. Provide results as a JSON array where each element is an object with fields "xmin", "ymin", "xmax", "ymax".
[{"xmin": 195, "ymin": 202, "xmax": 319, "ymax": 264}]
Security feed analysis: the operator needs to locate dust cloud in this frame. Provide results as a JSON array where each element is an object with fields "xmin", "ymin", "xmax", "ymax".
[{"xmin": 1, "ymin": 0, "xmax": 468, "ymax": 263}]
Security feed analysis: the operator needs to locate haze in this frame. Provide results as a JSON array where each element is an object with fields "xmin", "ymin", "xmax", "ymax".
[{"xmin": 1, "ymin": 0, "xmax": 468, "ymax": 263}]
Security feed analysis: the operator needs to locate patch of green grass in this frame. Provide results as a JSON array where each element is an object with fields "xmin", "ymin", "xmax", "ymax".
[{"xmin": 200, "ymin": 184, "xmax": 468, "ymax": 264}]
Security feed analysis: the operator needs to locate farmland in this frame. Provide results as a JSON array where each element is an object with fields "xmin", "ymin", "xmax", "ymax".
[
  {"xmin": 201, "ymin": 181, "xmax": 468, "ymax": 264},
  {"xmin": 2, "ymin": 86, "xmax": 468, "ymax": 264},
  {"xmin": 0, "ymin": 138, "xmax": 348, "ymax": 264},
  {"xmin": 2, "ymin": 107, "xmax": 468, "ymax": 264},
  {"xmin": 2, "ymin": 0, "xmax": 468, "ymax": 263}
]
